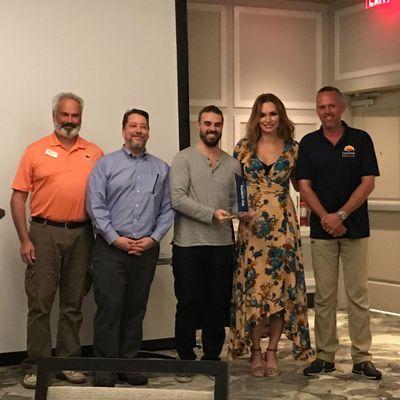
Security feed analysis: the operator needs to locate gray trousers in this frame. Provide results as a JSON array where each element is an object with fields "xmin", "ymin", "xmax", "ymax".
[{"xmin": 92, "ymin": 236, "xmax": 158, "ymax": 358}]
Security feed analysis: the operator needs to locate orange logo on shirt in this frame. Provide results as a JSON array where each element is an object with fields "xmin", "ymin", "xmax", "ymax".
[
  {"xmin": 342, "ymin": 145, "xmax": 356, "ymax": 158},
  {"xmin": 344, "ymin": 145, "xmax": 355, "ymax": 152}
]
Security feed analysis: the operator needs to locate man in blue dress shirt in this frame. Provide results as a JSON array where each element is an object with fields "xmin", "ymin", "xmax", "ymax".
[{"xmin": 86, "ymin": 108, "xmax": 174, "ymax": 387}]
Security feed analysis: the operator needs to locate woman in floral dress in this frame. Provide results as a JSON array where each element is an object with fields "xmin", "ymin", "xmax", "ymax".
[{"xmin": 229, "ymin": 93, "xmax": 314, "ymax": 377}]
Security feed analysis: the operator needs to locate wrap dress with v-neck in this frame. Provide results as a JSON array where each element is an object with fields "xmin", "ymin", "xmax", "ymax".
[{"xmin": 229, "ymin": 138, "xmax": 314, "ymax": 360}]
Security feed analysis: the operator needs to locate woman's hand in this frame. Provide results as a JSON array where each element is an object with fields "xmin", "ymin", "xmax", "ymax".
[{"xmin": 238, "ymin": 210, "xmax": 255, "ymax": 222}]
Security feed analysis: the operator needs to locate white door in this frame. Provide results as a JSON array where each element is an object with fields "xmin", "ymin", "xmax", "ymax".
[{"xmin": 352, "ymin": 90, "xmax": 400, "ymax": 315}]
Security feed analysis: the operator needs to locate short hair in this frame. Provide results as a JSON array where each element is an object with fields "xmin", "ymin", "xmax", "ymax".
[
  {"xmin": 317, "ymin": 86, "xmax": 344, "ymax": 102},
  {"xmin": 245, "ymin": 93, "xmax": 294, "ymax": 145},
  {"xmin": 52, "ymin": 92, "xmax": 84, "ymax": 114},
  {"xmin": 122, "ymin": 109, "xmax": 150, "ymax": 128},
  {"xmin": 197, "ymin": 105, "xmax": 224, "ymax": 124}
]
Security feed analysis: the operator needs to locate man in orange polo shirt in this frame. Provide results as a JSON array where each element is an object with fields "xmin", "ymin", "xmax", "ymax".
[{"xmin": 10, "ymin": 92, "xmax": 103, "ymax": 389}]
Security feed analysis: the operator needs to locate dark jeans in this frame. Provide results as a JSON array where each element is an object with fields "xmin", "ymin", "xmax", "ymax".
[
  {"xmin": 172, "ymin": 245, "xmax": 234, "ymax": 360},
  {"xmin": 92, "ymin": 236, "xmax": 159, "ymax": 358}
]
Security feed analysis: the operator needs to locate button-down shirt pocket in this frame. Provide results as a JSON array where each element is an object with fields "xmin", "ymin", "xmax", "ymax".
[{"xmin": 142, "ymin": 173, "xmax": 162, "ymax": 195}]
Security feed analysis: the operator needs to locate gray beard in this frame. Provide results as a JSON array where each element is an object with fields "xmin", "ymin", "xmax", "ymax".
[
  {"xmin": 126, "ymin": 141, "xmax": 146, "ymax": 154},
  {"xmin": 54, "ymin": 123, "xmax": 81, "ymax": 138}
]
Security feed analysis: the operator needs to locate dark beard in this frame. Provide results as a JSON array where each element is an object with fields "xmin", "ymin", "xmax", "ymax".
[{"xmin": 200, "ymin": 132, "xmax": 221, "ymax": 147}]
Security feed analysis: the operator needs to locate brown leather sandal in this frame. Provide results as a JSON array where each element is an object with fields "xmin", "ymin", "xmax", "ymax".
[
  {"xmin": 250, "ymin": 347, "xmax": 266, "ymax": 378},
  {"xmin": 265, "ymin": 348, "xmax": 280, "ymax": 377}
]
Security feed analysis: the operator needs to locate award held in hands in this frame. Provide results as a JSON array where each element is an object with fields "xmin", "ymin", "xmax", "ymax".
[{"xmin": 235, "ymin": 173, "xmax": 249, "ymax": 213}]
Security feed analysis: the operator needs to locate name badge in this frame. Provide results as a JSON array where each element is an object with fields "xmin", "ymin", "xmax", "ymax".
[{"xmin": 45, "ymin": 149, "xmax": 59, "ymax": 158}]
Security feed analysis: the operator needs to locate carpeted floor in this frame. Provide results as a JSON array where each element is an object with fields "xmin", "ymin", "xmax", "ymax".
[{"xmin": 0, "ymin": 310, "xmax": 399, "ymax": 399}]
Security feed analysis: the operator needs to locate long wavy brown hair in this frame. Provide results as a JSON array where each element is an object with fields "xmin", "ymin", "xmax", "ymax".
[{"xmin": 245, "ymin": 93, "xmax": 294, "ymax": 146}]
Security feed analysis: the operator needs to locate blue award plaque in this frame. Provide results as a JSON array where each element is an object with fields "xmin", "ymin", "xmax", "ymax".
[{"xmin": 235, "ymin": 174, "xmax": 249, "ymax": 212}]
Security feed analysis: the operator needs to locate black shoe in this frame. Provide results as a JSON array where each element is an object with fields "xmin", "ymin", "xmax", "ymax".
[
  {"xmin": 352, "ymin": 361, "xmax": 382, "ymax": 380},
  {"xmin": 303, "ymin": 359, "xmax": 335, "ymax": 376},
  {"xmin": 93, "ymin": 372, "xmax": 117, "ymax": 387},
  {"xmin": 118, "ymin": 372, "xmax": 148, "ymax": 386}
]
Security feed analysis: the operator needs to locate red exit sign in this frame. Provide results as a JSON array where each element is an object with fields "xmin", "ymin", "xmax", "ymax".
[{"xmin": 365, "ymin": 0, "xmax": 390, "ymax": 8}]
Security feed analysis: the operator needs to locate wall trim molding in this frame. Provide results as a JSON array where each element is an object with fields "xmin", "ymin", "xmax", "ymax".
[
  {"xmin": 334, "ymin": 3, "xmax": 400, "ymax": 81},
  {"xmin": 369, "ymin": 199, "xmax": 400, "ymax": 211},
  {"xmin": 233, "ymin": 6, "xmax": 322, "ymax": 110},
  {"xmin": 188, "ymin": 3, "xmax": 227, "ymax": 107}
]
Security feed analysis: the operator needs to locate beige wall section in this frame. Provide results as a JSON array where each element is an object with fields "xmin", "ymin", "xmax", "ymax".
[
  {"xmin": 188, "ymin": 9, "xmax": 222, "ymax": 100},
  {"xmin": 332, "ymin": 1, "xmax": 400, "ymax": 93},
  {"xmin": 188, "ymin": 4, "xmax": 227, "ymax": 106},
  {"xmin": 0, "ymin": 0, "xmax": 179, "ymax": 353},
  {"xmin": 368, "ymin": 211, "xmax": 400, "ymax": 314},
  {"xmin": 337, "ymin": 6, "xmax": 400, "ymax": 75},
  {"xmin": 352, "ymin": 90, "xmax": 400, "ymax": 201},
  {"xmin": 234, "ymin": 7, "xmax": 322, "ymax": 109}
]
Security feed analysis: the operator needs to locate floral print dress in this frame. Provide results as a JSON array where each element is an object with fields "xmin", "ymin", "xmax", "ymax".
[{"xmin": 229, "ymin": 138, "xmax": 314, "ymax": 360}]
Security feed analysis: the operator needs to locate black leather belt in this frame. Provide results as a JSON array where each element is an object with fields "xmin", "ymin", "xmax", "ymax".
[{"xmin": 31, "ymin": 216, "xmax": 90, "ymax": 229}]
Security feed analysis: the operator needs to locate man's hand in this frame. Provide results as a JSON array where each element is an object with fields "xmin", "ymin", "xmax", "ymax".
[
  {"xmin": 213, "ymin": 209, "xmax": 231, "ymax": 223},
  {"xmin": 112, "ymin": 237, "xmax": 137, "ymax": 252},
  {"xmin": 321, "ymin": 213, "xmax": 342, "ymax": 233},
  {"xmin": 127, "ymin": 237, "xmax": 154, "ymax": 255},
  {"xmin": 331, "ymin": 224, "xmax": 347, "ymax": 237},
  {"xmin": 114, "ymin": 236, "xmax": 156, "ymax": 255},
  {"xmin": 20, "ymin": 240, "xmax": 36, "ymax": 265},
  {"xmin": 321, "ymin": 213, "xmax": 347, "ymax": 237}
]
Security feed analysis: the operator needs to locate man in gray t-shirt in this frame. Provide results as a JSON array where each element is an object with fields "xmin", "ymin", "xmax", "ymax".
[{"xmin": 170, "ymin": 106, "xmax": 241, "ymax": 379}]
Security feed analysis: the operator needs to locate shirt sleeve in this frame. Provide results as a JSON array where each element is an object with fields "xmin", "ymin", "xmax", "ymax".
[
  {"xmin": 150, "ymin": 167, "xmax": 174, "ymax": 243},
  {"xmin": 295, "ymin": 138, "xmax": 312, "ymax": 181},
  {"xmin": 169, "ymin": 153, "xmax": 214, "ymax": 224},
  {"xmin": 86, "ymin": 158, "xmax": 119, "ymax": 244},
  {"xmin": 360, "ymin": 133, "xmax": 380, "ymax": 177},
  {"xmin": 11, "ymin": 148, "xmax": 33, "ymax": 192}
]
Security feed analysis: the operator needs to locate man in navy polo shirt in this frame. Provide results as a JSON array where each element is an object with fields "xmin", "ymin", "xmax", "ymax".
[{"xmin": 297, "ymin": 86, "xmax": 382, "ymax": 379}]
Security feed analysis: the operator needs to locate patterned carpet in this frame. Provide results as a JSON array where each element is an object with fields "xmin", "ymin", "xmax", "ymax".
[{"xmin": 0, "ymin": 310, "xmax": 399, "ymax": 399}]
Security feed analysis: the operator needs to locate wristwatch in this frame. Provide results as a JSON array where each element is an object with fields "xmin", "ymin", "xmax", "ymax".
[
  {"xmin": 337, "ymin": 210, "xmax": 347, "ymax": 221},
  {"xmin": 150, "ymin": 237, "xmax": 158, "ymax": 247}
]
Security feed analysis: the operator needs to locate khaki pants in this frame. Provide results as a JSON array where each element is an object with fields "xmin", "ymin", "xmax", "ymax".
[
  {"xmin": 311, "ymin": 238, "xmax": 372, "ymax": 363},
  {"xmin": 22, "ymin": 221, "xmax": 94, "ymax": 373}
]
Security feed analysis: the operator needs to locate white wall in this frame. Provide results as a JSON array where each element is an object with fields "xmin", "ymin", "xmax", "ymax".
[{"xmin": 0, "ymin": 0, "xmax": 179, "ymax": 353}]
